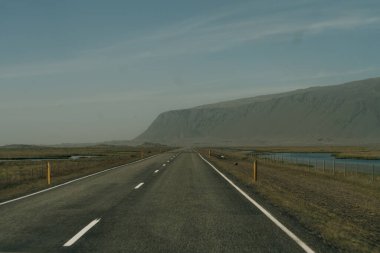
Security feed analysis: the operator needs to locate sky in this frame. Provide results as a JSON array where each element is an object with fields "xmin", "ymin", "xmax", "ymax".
[{"xmin": 0, "ymin": 0, "xmax": 379, "ymax": 145}]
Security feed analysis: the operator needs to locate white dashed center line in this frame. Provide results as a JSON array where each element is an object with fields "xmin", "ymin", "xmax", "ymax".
[
  {"xmin": 63, "ymin": 218, "xmax": 101, "ymax": 247},
  {"xmin": 154, "ymin": 170, "xmax": 159, "ymax": 173},
  {"xmin": 134, "ymin": 182, "xmax": 144, "ymax": 189}
]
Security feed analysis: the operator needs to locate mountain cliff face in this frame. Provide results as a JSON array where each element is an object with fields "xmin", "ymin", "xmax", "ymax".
[{"xmin": 136, "ymin": 77, "xmax": 380, "ymax": 146}]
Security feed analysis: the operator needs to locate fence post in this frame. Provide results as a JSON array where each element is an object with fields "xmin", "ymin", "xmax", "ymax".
[
  {"xmin": 333, "ymin": 159, "xmax": 335, "ymax": 175},
  {"xmin": 333, "ymin": 160, "xmax": 335, "ymax": 175},
  {"xmin": 344, "ymin": 162, "xmax": 347, "ymax": 177},
  {"xmin": 252, "ymin": 160, "xmax": 257, "ymax": 183},
  {"xmin": 372, "ymin": 164, "xmax": 375, "ymax": 182},
  {"xmin": 6, "ymin": 169, "xmax": 9, "ymax": 184}
]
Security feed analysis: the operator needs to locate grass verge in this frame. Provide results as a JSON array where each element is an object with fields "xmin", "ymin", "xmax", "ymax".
[
  {"xmin": 0, "ymin": 145, "xmax": 171, "ymax": 202},
  {"xmin": 200, "ymin": 148, "xmax": 380, "ymax": 253}
]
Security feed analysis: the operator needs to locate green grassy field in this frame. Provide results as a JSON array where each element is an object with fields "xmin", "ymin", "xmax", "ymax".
[
  {"xmin": 0, "ymin": 145, "xmax": 171, "ymax": 202},
  {"xmin": 200, "ymin": 147, "xmax": 380, "ymax": 253}
]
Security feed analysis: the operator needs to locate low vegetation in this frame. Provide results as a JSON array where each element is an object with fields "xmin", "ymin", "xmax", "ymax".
[
  {"xmin": 200, "ymin": 148, "xmax": 380, "ymax": 253},
  {"xmin": 244, "ymin": 145, "xmax": 380, "ymax": 160},
  {"xmin": 0, "ymin": 145, "xmax": 171, "ymax": 202}
]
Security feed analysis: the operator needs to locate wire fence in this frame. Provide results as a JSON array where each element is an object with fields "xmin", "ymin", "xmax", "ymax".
[
  {"xmin": 256, "ymin": 154, "xmax": 379, "ymax": 182},
  {"xmin": 0, "ymin": 161, "xmax": 81, "ymax": 188}
]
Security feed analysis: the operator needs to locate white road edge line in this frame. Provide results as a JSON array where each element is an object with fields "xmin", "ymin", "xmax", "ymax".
[
  {"xmin": 0, "ymin": 155, "xmax": 159, "ymax": 207},
  {"xmin": 63, "ymin": 218, "xmax": 101, "ymax": 247},
  {"xmin": 134, "ymin": 182, "xmax": 144, "ymax": 189},
  {"xmin": 154, "ymin": 170, "xmax": 159, "ymax": 173},
  {"xmin": 198, "ymin": 153, "xmax": 315, "ymax": 253}
]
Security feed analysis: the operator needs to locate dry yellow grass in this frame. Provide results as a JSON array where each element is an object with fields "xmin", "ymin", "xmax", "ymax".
[
  {"xmin": 200, "ymin": 148, "xmax": 380, "ymax": 253},
  {"xmin": 0, "ymin": 145, "xmax": 171, "ymax": 201},
  {"xmin": 242, "ymin": 145, "xmax": 380, "ymax": 160}
]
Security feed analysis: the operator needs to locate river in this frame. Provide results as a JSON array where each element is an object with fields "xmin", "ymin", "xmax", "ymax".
[{"xmin": 256, "ymin": 152, "xmax": 380, "ymax": 175}]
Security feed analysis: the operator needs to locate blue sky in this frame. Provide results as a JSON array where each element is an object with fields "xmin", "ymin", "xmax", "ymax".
[{"xmin": 0, "ymin": 0, "xmax": 379, "ymax": 145}]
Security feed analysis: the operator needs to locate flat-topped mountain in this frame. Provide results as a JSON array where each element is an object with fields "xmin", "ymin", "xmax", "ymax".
[{"xmin": 135, "ymin": 77, "xmax": 380, "ymax": 146}]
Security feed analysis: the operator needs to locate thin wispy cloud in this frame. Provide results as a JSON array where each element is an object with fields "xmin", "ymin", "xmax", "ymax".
[{"xmin": 1, "ymin": 3, "xmax": 379, "ymax": 80}]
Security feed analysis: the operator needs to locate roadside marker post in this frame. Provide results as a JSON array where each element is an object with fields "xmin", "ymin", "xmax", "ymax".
[
  {"xmin": 208, "ymin": 149, "xmax": 211, "ymax": 158},
  {"xmin": 47, "ymin": 162, "xmax": 51, "ymax": 186},
  {"xmin": 252, "ymin": 160, "xmax": 257, "ymax": 183},
  {"xmin": 141, "ymin": 150, "xmax": 144, "ymax": 159}
]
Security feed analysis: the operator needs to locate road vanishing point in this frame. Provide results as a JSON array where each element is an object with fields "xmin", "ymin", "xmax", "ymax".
[{"xmin": 0, "ymin": 150, "xmax": 318, "ymax": 253}]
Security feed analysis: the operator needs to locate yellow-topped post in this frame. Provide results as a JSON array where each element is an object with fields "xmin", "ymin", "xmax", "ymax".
[
  {"xmin": 252, "ymin": 160, "xmax": 257, "ymax": 183},
  {"xmin": 47, "ymin": 162, "xmax": 51, "ymax": 185}
]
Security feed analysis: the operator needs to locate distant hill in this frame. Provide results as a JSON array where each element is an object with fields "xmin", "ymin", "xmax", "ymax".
[
  {"xmin": 135, "ymin": 77, "xmax": 380, "ymax": 146},
  {"xmin": 0, "ymin": 144, "xmax": 44, "ymax": 149}
]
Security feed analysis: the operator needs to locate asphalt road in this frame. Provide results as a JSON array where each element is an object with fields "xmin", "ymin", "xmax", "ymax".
[{"xmin": 0, "ymin": 150, "xmax": 311, "ymax": 253}]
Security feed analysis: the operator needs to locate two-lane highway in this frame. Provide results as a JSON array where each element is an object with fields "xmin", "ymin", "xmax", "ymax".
[{"xmin": 0, "ymin": 150, "xmax": 312, "ymax": 252}]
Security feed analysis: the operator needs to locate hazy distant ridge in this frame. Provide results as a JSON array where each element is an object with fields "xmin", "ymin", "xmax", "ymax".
[{"xmin": 136, "ymin": 77, "xmax": 380, "ymax": 145}]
